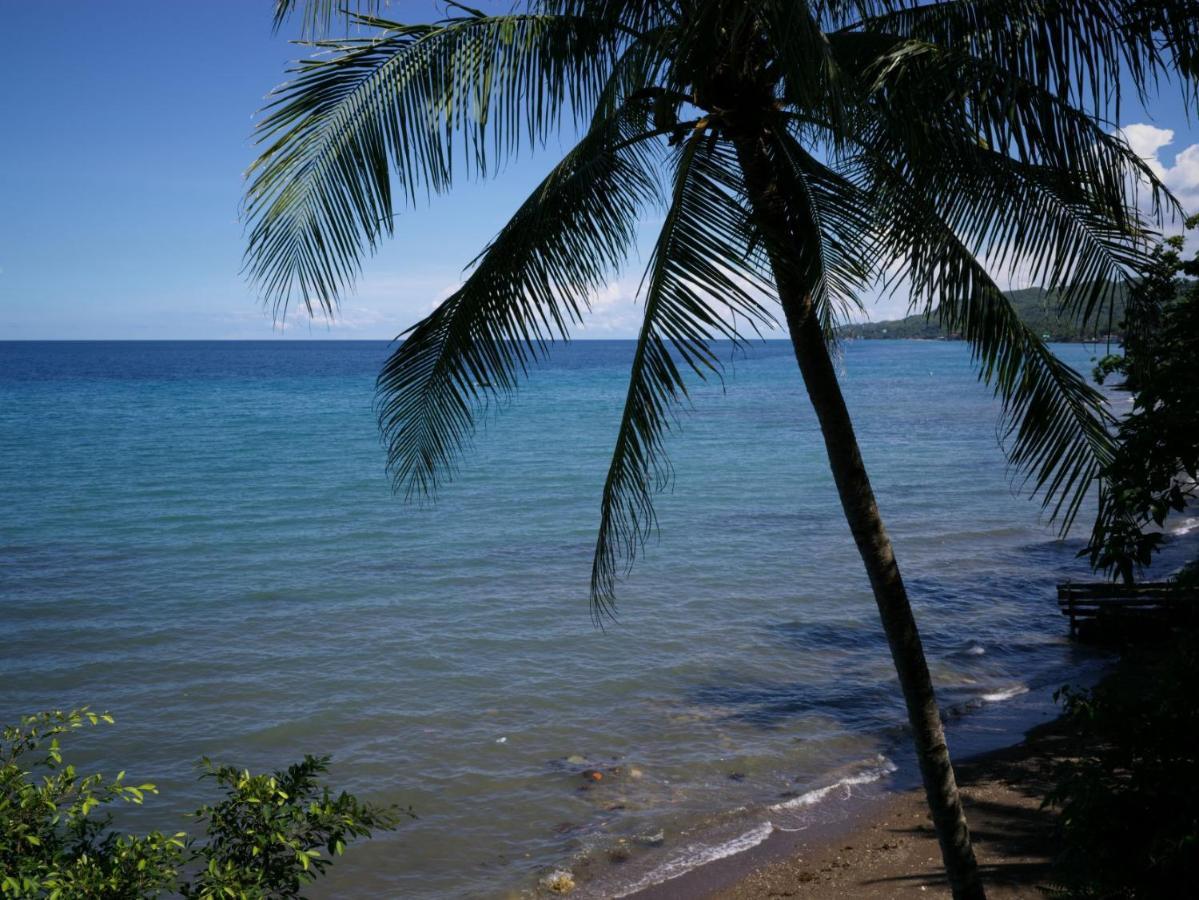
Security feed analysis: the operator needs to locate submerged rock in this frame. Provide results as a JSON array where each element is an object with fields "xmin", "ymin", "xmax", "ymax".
[
  {"xmin": 607, "ymin": 841, "xmax": 631, "ymax": 864},
  {"xmin": 540, "ymin": 870, "xmax": 576, "ymax": 893}
]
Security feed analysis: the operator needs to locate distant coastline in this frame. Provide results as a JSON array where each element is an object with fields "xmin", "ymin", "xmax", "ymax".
[{"xmin": 840, "ymin": 284, "xmax": 1127, "ymax": 343}]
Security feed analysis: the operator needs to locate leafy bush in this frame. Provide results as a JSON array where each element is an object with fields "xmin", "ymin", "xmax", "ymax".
[
  {"xmin": 1087, "ymin": 217, "xmax": 1199, "ymax": 582},
  {"xmin": 1046, "ymin": 634, "xmax": 1199, "ymax": 897},
  {"xmin": 0, "ymin": 709, "xmax": 400, "ymax": 899}
]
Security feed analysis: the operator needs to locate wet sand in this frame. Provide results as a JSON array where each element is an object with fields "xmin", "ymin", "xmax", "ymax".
[{"xmin": 633, "ymin": 720, "xmax": 1068, "ymax": 899}]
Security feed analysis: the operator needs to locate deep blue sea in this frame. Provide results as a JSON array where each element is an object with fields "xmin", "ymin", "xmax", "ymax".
[{"xmin": 2, "ymin": 340, "xmax": 1195, "ymax": 897}]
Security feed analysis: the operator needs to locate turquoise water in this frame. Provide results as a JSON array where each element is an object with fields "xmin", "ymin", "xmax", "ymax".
[{"xmin": 2, "ymin": 340, "xmax": 1193, "ymax": 897}]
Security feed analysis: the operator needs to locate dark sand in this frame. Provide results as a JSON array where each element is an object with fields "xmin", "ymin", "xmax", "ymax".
[{"xmin": 633, "ymin": 720, "xmax": 1068, "ymax": 899}]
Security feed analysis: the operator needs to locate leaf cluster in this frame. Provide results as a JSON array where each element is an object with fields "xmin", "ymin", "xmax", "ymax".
[
  {"xmin": 1045, "ymin": 633, "xmax": 1199, "ymax": 897},
  {"xmin": 247, "ymin": 1, "xmax": 1199, "ymax": 615},
  {"xmin": 1086, "ymin": 218, "xmax": 1199, "ymax": 583},
  {"xmin": 0, "ymin": 709, "xmax": 400, "ymax": 900},
  {"xmin": 184, "ymin": 756, "xmax": 399, "ymax": 899}
]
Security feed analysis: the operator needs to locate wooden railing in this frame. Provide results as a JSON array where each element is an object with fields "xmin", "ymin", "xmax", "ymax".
[{"xmin": 1057, "ymin": 581, "xmax": 1199, "ymax": 636}]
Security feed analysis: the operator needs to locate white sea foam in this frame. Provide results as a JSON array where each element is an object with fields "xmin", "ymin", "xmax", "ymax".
[
  {"xmin": 612, "ymin": 821, "xmax": 775, "ymax": 897},
  {"xmin": 1169, "ymin": 517, "xmax": 1199, "ymax": 535},
  {"xmin": 769, "ymin": 756, "xmax": 897, "ymax": 811},
  {"xmin": 965, "ymin": 644, "xmax": 986, "ymax": 656},
  {"xmin": 980, "ymin": 685, "xmax": 1029, "ymax": 703}
]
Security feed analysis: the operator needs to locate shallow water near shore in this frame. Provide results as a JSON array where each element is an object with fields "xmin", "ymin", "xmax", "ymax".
[{"xmin": 2, "ymin": 339, "xmax": 1194, "ymax": 898}]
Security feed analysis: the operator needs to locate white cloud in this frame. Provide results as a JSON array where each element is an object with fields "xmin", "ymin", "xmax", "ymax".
[
  {"xmin": 577, "ymin": 278, "xmax": 644, "ymax": 336},
  {"xmin": 1117, "ymin": 123, "xmax": 1199, "ymax": 219},
  {"xmin": 1121, "ymin": 123, "xmax": 1175, "ymax": 170}
]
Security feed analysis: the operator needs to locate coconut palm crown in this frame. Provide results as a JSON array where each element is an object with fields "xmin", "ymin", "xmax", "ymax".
[{"xmin": 246, "ymin": 2, "xmax": 1198, "ymax": 897}]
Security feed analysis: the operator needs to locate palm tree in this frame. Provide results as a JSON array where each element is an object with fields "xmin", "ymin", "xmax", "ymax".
[{"xmin": 245, "ymin": 2, "xmax": 1198, "ymax": 896}]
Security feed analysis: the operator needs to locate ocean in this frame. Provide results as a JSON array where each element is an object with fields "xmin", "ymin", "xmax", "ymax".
[{"xmin": 2, "ymin": 339, "xmax": 1194, "ymax": 897}]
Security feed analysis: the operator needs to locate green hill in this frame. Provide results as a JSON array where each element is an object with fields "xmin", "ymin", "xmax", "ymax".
[{"xmin": 840, "ymin": 285, "xmax": 1127, "ymax": 342}]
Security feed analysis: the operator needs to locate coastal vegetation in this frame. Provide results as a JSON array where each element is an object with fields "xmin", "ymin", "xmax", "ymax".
[
  {"xmin": 1047, "ymin": 626, "xmax": 1199, "ymax": 898},
  {"xmin": 0, "ymin": 709, "xmax": 396, "ymax": 898},
  {"xmin": 1041, "ymin": 226, "xmax": 1199, "ymax": 897},
  {"xmin": 244, "ymin": 2, "xmax": 1199, "ymax": 898},
  {"xmin": 1086, "ymin": 220, "xmax": 1199, "ymax": 583},
  {"xmin": 838, "ymin": 285, "xmax": 1129, "ymax": 342}
]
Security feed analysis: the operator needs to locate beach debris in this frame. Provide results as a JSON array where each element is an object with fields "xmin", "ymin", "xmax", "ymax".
[
  {"xmin": 607, "ymin": 840, "xmax": 631, "ymax": 864},
  {"xmin": 627, "ymin": 766, "xmax": 644, "ymax": 780},
  {"xmin": 582, "ymin": 769, "xmax": 603, "ymax": 782},
  {"xmin": 539, "ymin": 870, "xmax": 575, "ymax": 893},
  {"xmin": 633, "ymin": 830, "xmax": 665, "ymax": 847},
  {"xmin": 565, "ymin": 754, "xmax": 586, "ymax": 765},
  {"xmin": 495, "ymin": 736, "xmax": 508, "ymax": 744}
]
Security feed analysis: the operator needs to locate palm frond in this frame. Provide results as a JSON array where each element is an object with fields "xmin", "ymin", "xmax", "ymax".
[
  {"xmin": 873, "ymin": 163, "xmax": 1115, "ymax": 530},
  {"xmin": 857, "ymin": 120, "xmax": 1153, "ymax": 325},
  {"xmin": 375, "ymin": 110, "xmax": 660, "ymax": 500},
  {"xmin": 590, "ymin": 133, "xmax": 776, "ymax": 619},
  {"xmin": 851, "ymin": 34, "xmax": 1172, "ymax": 223},
  {"xmin": 766, "ymin": 123, "xmax": 879, "ymax": 336},
  {"xmin": 841, "ymin": 0, "xmax": 1136, "ymax": 112},
  {"xmin": 1135, "ymin": 0, "xmax": 1199, "ymax": 88},
  {"xmin": 836, "ymin": 0, "xmax": 1199, "ymax": 99},
  {"xmin": 537, "ymin": 0, "xmax": 670, "ymax": 36},
  {"xmin": 272, "ymin": 0, "xmax": 392, "ymax": 37},
  {"xmin": 244, "ymin": 11, "xmax": 619, "ymax": 317},
  {"xmin": 951, "ymin": 149, "xmax": 1152, "ymax": 324},
  {"xmin": 588, "ymin": 24, "xmax": 673, "ymax": 129},
  {"xmin": 762, "ymin": 0, "xmax": 849, "ymax": 133}
]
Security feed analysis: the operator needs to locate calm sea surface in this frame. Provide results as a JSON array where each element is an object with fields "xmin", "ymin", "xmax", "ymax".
[{"xmin": 2, "ymin": 340, "xmax": 1194, "ymax": 897}]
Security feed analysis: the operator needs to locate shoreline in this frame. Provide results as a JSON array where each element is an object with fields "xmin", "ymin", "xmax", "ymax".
[{"xmin": 628, "ymin": 717, "xmax": 1068, "ymax": 899}]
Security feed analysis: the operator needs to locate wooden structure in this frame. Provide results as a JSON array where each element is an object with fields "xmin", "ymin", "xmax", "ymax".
[{"xmin": 1057, "ymin": 580, "xmax": 1199, "ymax": 636}]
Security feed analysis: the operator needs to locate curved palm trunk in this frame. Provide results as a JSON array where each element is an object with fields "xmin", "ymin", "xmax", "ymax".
[{"xmin": 733, "ymin": 136, "xmax": 985, "ymax": 900}]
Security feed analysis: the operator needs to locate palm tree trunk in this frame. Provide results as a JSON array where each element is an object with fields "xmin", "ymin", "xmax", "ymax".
[{"xmin": 733, "ymin": 135, "xmax": 986, "ymax": 900}]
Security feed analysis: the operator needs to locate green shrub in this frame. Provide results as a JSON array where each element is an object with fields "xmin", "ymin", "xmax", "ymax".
[
  {"xmin": 1046, "ymin": 634, "xmax": 1199, "ymax": 897},
  {"xmin": 0, "ymin": 709, "xmax": 400, "ymax": 899},
  {"xmin": 1086, "ymin": 219, "xmax": 1199, "ymax": 583}
]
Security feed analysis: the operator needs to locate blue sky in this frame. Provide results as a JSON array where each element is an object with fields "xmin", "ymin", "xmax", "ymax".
[{"xmin": 2, "ymin": 2, "xmax": 1197, "ymax": 340}]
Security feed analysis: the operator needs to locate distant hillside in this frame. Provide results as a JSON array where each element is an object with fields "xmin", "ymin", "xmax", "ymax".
[{"xmin": 840, "ymin": 285, "xmax": 1127, "ymax": 342}]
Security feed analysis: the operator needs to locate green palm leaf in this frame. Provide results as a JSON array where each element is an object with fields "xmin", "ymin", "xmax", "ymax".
[
  {"xmin": 873, "ymin": 161, "xmax": 1116, "ymax": 529},
  {"xmin": 376, "ymin": 110, "xmax": 659, "ymax": 500},
  {"xmin": 244, "ymin": 10, "xmax": 618, "ymax": 317},
  {"xmin": 948, "ymin": 149, "xmax": 1151, "ymax": 324},
  {"xmin": 591, "ymin": 133, "xmax": 776, "ymax": 617},
  {"xmin": 764, "ymin": 124, "xmax": 879, "ymax": 335},
  {"xmin": 854, "ymin": 35, "xmax": 1170, "ymax": 219}
]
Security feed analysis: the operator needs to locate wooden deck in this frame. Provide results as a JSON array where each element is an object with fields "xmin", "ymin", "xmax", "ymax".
[{"xmin": 1057, "ymin": 580, "xmax": 1199, "ymax": 637}]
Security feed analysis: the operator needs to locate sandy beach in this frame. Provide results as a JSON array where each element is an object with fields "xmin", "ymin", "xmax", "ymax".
[{"xmin": 635, "ymin": 720, "xmax": 1068, "ymax": 899}]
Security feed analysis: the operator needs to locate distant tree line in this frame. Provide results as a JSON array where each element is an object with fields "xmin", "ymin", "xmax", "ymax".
[{"xmin": 840, "ymin": 285, "xmax": 1128, "ymax": 342}]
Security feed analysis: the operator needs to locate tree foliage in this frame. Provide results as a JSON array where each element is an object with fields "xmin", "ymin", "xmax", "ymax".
[
  {"xmin": 0, "ymin": 709, "xmax": 399, "ymax": 899},
  {"xmin": 247, "ymin": 1, "xmax": 1199, "ymax": 614},
  {"xmin": 1047, "ymin": 632, "xmax": 1199, "ymax": 897},
  {"xmin": 1087, "ymin": 218, "xmax": 1199, "ymax": 583}
]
